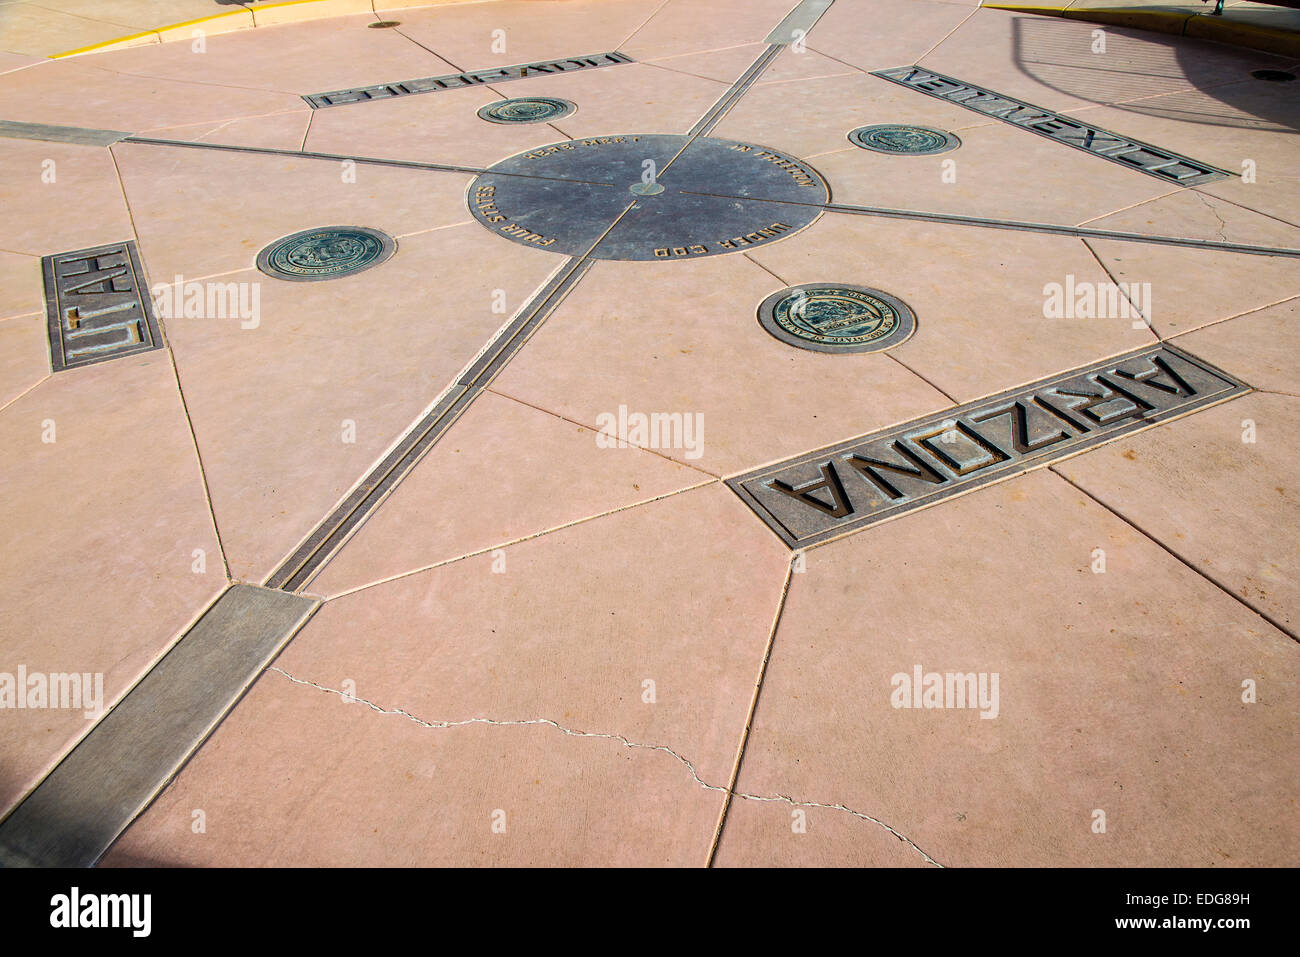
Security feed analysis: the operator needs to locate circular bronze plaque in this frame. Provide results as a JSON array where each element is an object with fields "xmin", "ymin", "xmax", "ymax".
[
  {"xmin": 757, "ymin": 283, "xmax": 916, "ymax": 354},
  {"xmin": 848, "ymin": 124, "xmax": 960, "ymax": 155},
  {"xmin": 256, "ymin": 226, "xmax": 396, "ymax": 282},
  {"xmin": 477, "ymin": 97, "xmax": 578, "ymax": 124},
  {"xmin": 467, "ymin": 134, "xmax": 828, "ymax": 261}
]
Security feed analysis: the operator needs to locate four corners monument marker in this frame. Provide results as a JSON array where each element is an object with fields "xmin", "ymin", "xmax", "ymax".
[{"xmin": 3, "ymin": 0, "xmax": 1296, "ymax": 870}]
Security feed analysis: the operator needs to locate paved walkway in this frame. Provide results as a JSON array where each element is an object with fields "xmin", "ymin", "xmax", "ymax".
[
  {"xmin": 0, "ymin": 0, "xmax": 1296, "ymax": 867},
  {"xmin": 4, "ymin": 0, "xmax": 1298, "ymax": 58}
]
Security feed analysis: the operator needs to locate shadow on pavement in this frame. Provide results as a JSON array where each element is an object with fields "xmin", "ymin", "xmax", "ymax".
[{"xmin": 1010, "ymin": 14, "xmax": 1300, "ymax": 131}]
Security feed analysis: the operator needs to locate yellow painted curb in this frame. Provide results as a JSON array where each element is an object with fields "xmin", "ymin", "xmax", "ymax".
[
  {"xmin": 49, "ymin": 0, "xmax": 475, "ymax": 59},
  {"xmin": 984, "ymin": 4, "xmax": 1300, "ymax": 58},
  {"xmin": 989, "ymin": 5, "xmax": 1189, "ymax": 34},
  {"xmin": 1185, "ymin": 12, "xmax": 1300, "ymax": 55},
  {"xmin": 51, "ymin": 9, "xmax": 252, "ymax": 58}
]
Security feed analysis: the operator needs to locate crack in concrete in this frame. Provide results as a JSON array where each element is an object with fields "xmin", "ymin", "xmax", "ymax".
[
  {"xmin": 1196, "ymin": 191, "xmax": 1231, "ymax": 242},
  {"xmin": 269, "ymin": 666, "xmax": 726, "ymax": 792},
  {"xmin": 733, "ymin": 792, "xmax": 944, "ymax": 867},
  {"xmin": 269, "ymin": 666, "xmax": 944, "ymax": 867}
]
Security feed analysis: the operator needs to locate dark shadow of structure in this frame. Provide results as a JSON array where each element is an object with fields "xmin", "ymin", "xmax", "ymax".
[{"xmin": 1008, "ymin": 14, "xmax": 1299, "ymax": 133}]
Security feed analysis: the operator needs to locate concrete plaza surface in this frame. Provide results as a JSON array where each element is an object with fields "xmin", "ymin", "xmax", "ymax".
[{"xmin": 0, "ymin": 0, "xmax": 1296, "ymax": 867}]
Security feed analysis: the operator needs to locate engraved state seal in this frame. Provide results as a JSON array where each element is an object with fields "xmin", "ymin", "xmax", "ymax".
[
  {"xmin": 757, "ymin": 283, "xmax": 916, "ymax": 354},
  {"xmin": 848, "ymin": 124, "xmax": 960, "ymax": 156},
  {"xmin": 477, "ymin": 97, "xmax": 577, "ymax": 124},
  {"xmin": 256, "ymin": 226, "xmax": 396, "ymax": 282}
]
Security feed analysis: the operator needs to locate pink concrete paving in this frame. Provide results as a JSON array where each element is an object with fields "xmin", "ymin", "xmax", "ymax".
[
  {"xmin": 0, "ymin": 0, "xmax": 1295, "ymax": 868},
  {"xmin": 107, "ymin": 485, "xmax": 790, "ymax": 866},
  {"xmin": 713, "ymin": 469, "xmax": 1299, "ymax": 867},
  {"xmin": 0, "ymin": 353, "xmax": 226, "ymax": 813}
]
